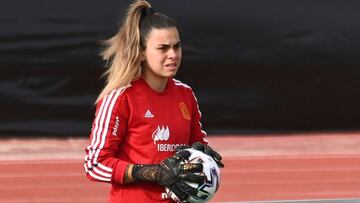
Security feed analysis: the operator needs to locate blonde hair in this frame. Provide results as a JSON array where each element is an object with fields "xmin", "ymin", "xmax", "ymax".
[
  {"xmin": 96, "ymin": 0, "xmax": 151, "ymax": 102},
  {"xmin": 96, "ymin": 0, "xmax": 178, "ymax": 103}
]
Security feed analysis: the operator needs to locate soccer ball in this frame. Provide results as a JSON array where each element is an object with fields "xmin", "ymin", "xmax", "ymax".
[{"xmin": 166, "ymin": 148, "xmax": 221, "ymax": 203}]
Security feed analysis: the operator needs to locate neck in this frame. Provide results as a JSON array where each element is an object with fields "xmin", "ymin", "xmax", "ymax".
[{"xmin": 142, "ymin": 73, "xmax": 168, "ymax": 92}]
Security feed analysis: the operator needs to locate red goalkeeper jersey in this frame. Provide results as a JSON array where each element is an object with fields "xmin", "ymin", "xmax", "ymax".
[{"xmin": 84, "ymin": 77, "xmax": 208, "ymax": 203}]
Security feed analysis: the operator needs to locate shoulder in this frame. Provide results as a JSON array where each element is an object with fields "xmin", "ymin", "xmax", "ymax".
[
  {"xmin": 172, "ymin": 78, "xmax": 193, "ymax": 92},
  {"xmin": 171, "ymin": 78, "xmax": 200, "ymax": 103},
  {"xmin": 96, "ymin": 85, "xmax": 132, "ymax": 109}
]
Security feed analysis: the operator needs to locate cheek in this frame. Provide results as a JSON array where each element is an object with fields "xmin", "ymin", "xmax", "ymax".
[
  {"xmin": 146, "ymin": 52, "xmax": 166, "ymax": 69},
  {"xmin": 176, "ymin": 48, "xmax": 182, "ymax": 59},
  {"xmin": 147, "ymin": 52, "xmax": 166, "ymax": 65}
]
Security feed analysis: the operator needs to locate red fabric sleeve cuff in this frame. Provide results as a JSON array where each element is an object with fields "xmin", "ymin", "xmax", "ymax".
[
  {"xmin": 111, "ymin": 160, "xmax": 129, "ymax": 185},
  {"xmin": 201, "ymin": 138, "xmax": 209, "ymax": 145}
]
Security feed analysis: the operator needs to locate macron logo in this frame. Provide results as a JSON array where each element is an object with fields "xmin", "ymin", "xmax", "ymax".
[
  {"xmin": 152, "ymin": 126, "xmax": 170, "ymax": 144},
  {"xmin": 112, "ymin": 116, "xmax": 120, "ymax": 136},
  {"xmin": 144, "ymin": 110, "xmax": 154, "ymax": 118}
]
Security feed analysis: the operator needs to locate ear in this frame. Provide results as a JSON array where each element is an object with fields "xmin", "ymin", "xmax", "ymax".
[{"xmin": 140, "ymin": 49, "xmax": 146, "ymax": 62}]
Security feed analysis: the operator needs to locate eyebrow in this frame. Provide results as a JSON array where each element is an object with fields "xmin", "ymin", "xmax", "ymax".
[{"xmin": 157, "ymin": 41, "xmax": 181, "ymax": 47}]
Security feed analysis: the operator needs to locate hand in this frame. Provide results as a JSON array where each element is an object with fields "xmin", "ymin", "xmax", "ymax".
[
  {"xmin": 157, "ymin": 150, "xmax": 204, "ymax": 186},
  {"xmin": 167, "ymin": 180, "xmax": 201, "ymax": 203},
  {"xmin": 176, "ymin": 142, "xmax": 224, "ymax": 168},
  {"xmin": 130, "ymin": 150, "xmax": 205, "ymax": 186},
  {"xmin": 128, "ymin": 151, "xmax": 207, "ymax": 202}
]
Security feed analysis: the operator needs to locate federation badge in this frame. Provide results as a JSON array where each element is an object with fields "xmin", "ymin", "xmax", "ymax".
[{"xmin": 179, "ymin": 102, "xmax": 190, "ymax": 120}]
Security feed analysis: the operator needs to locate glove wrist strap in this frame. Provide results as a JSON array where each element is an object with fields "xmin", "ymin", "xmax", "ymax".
[{"xmin": 131, "ymin": 164, "xmax": 160, "ymax": 183}]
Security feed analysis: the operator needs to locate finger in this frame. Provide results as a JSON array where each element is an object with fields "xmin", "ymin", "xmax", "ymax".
[
  {"xmin": 204, "ymin": 145, "xmax": 223, "ymax": 162},
  {"xmin": 176, "ymin": 181, "xmax": 199, "ymax": 197},
  {"xmin": 175, "ymin": 150, "xmax": 191, "ymax": 161},
  {"xmin": 179, "ymin": 172, "xmax": 205, "ymax": 184},
  {"xmin": 212, "ymin": 151, "xmax": 222, "ymax": 161},
  {"xmin": 163, "ymin": 150, "xmax": 191, "ymax": 167},
  {"xmin": 209, "ymin": 149, "xmax": 223, "ymax": 161},
  {"xmin": 192, "ymin": 142, "xmax": 205, "ymax": 151},
  {"xmin": 175, "ymin": 145, "xmax": 190, "ymax": 152},
  {"xmin": 216, "ymin": 160, "xmax": 225, "ymax": 168},
  {"xmin": 204, "ymin": 145, "xmax": 215, "ymax": 156},
  {"xmin": 181, "ymin": 163, "xmax": 203, "ymax": 173},
  {"xmin": 207, "ymin": 148, "xmax": 224, "ymax": 168},
  {"xmin": 168, "ymin": 184, "xmax": 189, "ymax": 202}
]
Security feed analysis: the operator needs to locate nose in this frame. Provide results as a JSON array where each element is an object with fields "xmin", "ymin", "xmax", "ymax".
[{"xmin": 167, "ymin": 48, "xmax": 178, "ymax": 59}]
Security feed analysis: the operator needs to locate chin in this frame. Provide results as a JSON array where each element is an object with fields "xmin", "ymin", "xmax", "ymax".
[
  {"xmin": 169, "ymin": 71, "xmax": 177, "ymax": 78},
  {"xmin": 163, "ymin": 71, "xmax": 177, "ymax": 78}
]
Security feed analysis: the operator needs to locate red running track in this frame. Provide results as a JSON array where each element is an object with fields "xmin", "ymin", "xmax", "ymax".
[{"xmin": 1, "ymin": 132, "xmax": 360, "ymax": 202}]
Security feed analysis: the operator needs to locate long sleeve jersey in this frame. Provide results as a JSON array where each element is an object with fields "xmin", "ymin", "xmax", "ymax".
[{"xmin": 84, "ymin": 77, "xmax": 208, "ymax": 203}]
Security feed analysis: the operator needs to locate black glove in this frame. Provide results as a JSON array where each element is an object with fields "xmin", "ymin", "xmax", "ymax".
[
  {"xmin": 176, "ymin": 142, "xmax": 224, "ymax": 168},
  {"xmin": 131, "ymin": 150, "xmax": 205, "ymax": 186},
  {"xmin": 167, "ymin": 180, "xmax": 201, "ymax": 203}
]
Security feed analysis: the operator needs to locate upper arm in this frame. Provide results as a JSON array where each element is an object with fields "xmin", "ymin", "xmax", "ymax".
[
  {"xmin": 84, "ymin": 88, "xmax": 130, "ymax": 184},
  {"xmin": 189, "ymin": 90, "xmax": 208, "ymax": 145}
]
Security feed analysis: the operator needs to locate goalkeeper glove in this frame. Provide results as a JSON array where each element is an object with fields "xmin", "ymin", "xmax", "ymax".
[
  {"xmin": 125, "ymin": 150, "xmax": 205, "ymax": 197},
  {"xmin": 176, "ymin": 142, "xmax": 224, "ymax": 168}
]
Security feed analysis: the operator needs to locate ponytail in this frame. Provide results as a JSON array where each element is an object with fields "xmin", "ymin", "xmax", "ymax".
[{"xmin": 97, "ymin": 0, "xmax": 177, "ymax": 103}]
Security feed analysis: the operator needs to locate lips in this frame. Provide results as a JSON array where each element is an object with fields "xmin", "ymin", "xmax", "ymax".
[{"xmin": 165, "ymin": 63, "xmax": 177, "ymax": 67}]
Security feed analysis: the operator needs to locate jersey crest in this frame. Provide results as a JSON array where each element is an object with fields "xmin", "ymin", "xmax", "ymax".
[{"xmin": 179, "ymin": 102, "xmax": 190, "ymax": 120}]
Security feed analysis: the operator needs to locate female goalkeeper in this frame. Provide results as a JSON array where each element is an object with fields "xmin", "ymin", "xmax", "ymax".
[{"xmin": 84, "ymin": 0, "xmax": 224, "ymax": 202}]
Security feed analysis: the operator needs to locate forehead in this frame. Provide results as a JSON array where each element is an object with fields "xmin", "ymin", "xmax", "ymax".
[{"xmin": 146, "ymin": 28, "xmax": 180, "ymax": 45}]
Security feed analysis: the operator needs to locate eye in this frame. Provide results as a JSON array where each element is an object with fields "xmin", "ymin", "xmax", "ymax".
[
  {"xmin": 158, "ymin": 46, "xmax": 168, "ymax": 51},
  {"xmin": 175, "ymin": 43, "xmax": 182, "ymax": 48}
]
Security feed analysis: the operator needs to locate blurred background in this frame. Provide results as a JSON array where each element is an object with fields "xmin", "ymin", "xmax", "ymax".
[
  {"xmin": 1, "ymin": 0, "xmax": 360, "ymax": 137},
  {"xmin": 2, "ymin": 1, "xmax": 360, "ymax": 203}
]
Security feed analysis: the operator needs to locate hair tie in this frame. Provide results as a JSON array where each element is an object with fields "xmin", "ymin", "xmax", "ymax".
[
  {"xmin": 143, "ymin": 7, "xmax": 155, "ymax": 18},
  {"xmin": 146, "ymin": 8, "xmax": 155, "ymax": 16}
]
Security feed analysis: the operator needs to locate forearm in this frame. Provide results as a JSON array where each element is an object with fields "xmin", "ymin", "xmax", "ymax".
[
  {"xmin": 85, "ymin": 150, "xmax": 129, "ymax": 184},
  {"xmin": 124, "ymin": 164, "xmax": 160, "ymax": 184}
]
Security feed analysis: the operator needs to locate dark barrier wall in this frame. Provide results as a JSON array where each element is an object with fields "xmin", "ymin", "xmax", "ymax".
[{"xmin": 1, "ymin": 0, "xmax": 360, "ymax": 136}]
